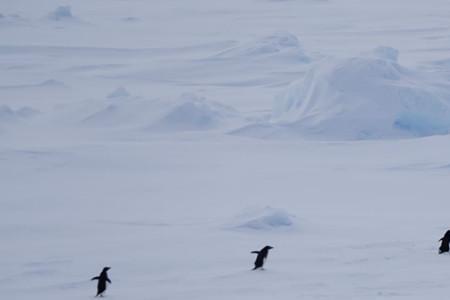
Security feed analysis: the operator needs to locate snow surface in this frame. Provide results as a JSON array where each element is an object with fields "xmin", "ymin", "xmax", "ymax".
[{"xmin": 3, "ymin": 0, "xmax": 450, "ymax": 299}]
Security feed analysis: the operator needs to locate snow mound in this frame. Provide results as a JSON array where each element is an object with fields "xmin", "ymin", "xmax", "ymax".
[
  {"xmin": 228, "ymin": 207, "xmax": 296, "ymax": 231},
  {"xmin": 0, "ymin": 105, "xmax": 39, "ymax": 123},
  {"xmin": 213, "ymin": 32, "xmax": 309, "ymax": 63},
  {"xmin": 82, "ymin": 104, "xmax": 123, "ymax": 126},
  {"xmin": 107, "ymin": 87, "xmax": 131, "ymax": 100},
  {"xmin": 150, "ymin": 93, "xmax": 239, "ymax": 132},
  {"xmin": 81, "ymin": 100, "xmax": 158, "ymax": 128},
  {"xmin": 237, "ymin": 47, "xmax": 450, "ymax": 140},
  {"xmin": 230, "ymin": 123, "xmax": 298, "ymax": 139},
  {"xmin": 369, "ymin": 46, "xmax": 399, "ymax": 62},
  {"xmin": 47, "ymin": 6, "xmax": 75, "ymax": 21},
  {"xmin": 122, "ymin": 16, "xmax": 139, "ymax": 22},
  {"xmin": 38, "ymin": 79, "xmax": 66, "ymax": 88},
  {"xmin": 0, "ymin": 13, "xmax": 25, "ymax": 26},
  {"xmin": 0, "ymin": 79, "xmax": 66, "ymax": 90},
  {"xmin": 82, "ymin": 93, "xmax": 240, "ymax": 132}
]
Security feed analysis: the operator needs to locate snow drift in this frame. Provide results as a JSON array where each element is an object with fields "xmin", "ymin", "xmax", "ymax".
[
  {"xmin": 0, "ymin": 13, "xmax": 25, "ymax": 26},
  {"xmin": 0, "ymin": 105, "xmax": 39, "ymax": 123},
  {"xmin": 82, "ymin": 93, "xmax": 240, "ymax": 132},
  {"xmin": 150, "ymin": 94, "xmax": 239, "ymax": 132},
  {"xmin": 212, "ymin": 32, "xmax": 309, "ymax": 63},
  {"xmin": 47, "ymin": 6, "xmax": 77, "ymax": 22},
  {"xmin": 227, "ymin": 207, "xmax": 296, "ymax": 231},
  {"xmin": 0, "ymin": 105, "xmax": 39, "ymax": 133},
  {"xmin": 107, "ymin": 87, "xmax": 131, "ymax": 100},
  {"xmin": 236, "ymin": 47, "xmax": 450, "ymax": 140},
  {"xmin": 0, "ymin": 79, "xmax": 66, "ymax": 90}
]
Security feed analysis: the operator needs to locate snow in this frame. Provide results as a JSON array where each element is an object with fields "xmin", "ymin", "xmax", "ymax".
[
  {"xmin": 3, "ymin": 0, "xmax": 450, "ymax": 299},
  {"xmin": 0, "ymin": 105, "xmax": 39, "ymax": 123},
  {"xmin": 0, "ymin": 13, "xmax": 25, "ymax": 26},
  {"xmin": 107, "ymin": 87, "xmax": 131, "ymax": 100},
  {"xmin": 229, "ymin": 207, "xmax": 297, "ymax": 231},
  {"xmin": 47, "ymin": 6, "xmax": 75, "ymax": 22},
  {"xmin": 241, "ymin": 48, "xmax": 450, "ymax": 140},
  {"xmin": 369, "ymin": 46, "xmax": 400, "ymax": 62},
  {"xmin": 212, "ymin": 32, "xmax": 310, "ymax": 63},
  {"xmin": 78, "ymin": 93, "xmax": 240, "ymax": 131},
  {"xmin": 149, "ymin": 93, "xmax": 240, "ymax": 132}
]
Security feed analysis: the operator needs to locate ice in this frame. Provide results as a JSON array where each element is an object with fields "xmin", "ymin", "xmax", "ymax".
[
  {"xmin": 213, "ymin": 31, "xmax": 309, "ymax": 63},
  {"xmin": 236, "ymin": 48, "xmax": 450, "ymax": 140},
  {"xmin": 81, "ymin": 99, "xmax": 158, "ymax": 128},
  {"xmin": 229, "ymin": 207, "xmax": 296, "ymax": 231},
  {"xmin": 0, "ymin": 13, "xmax": 25, "ymax": 26},
  {"xmin": 107, "ymin": 87, "xmax": 131, "ymax": 100},
  {"xmin": 0, "ymin": 105, "xmax": 39, "ymax": 134},
  {"xmin": 369, "ymin": 46, "xmax": 399, "ymax": 62},
  {"xmin": 150, "ymin": 94, "xmax": 240, "ymax": 132},
  {"xmin": 0, "ymin": 105, "xmax": 39, "ymax": 123},
  {"xmin": 38, "ymin": 80, "xmax": 66, "ymax": 88},
  {"xmin": 80, "ymin": 93, "xmax": 240, "ymax": 132},
  {"xmin": 47, "ymin": 6, "xmax": 75, "ymax": 22},
  {"xmin": 122, "ymin": 17, "xmax": 139, "ymax": 23}
]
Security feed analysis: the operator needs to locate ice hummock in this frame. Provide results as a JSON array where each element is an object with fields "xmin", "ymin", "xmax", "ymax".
[
  {"xmin": 235, "ymin": 47, "xmax": 450, "ymax": 140},
  {"xmin": 227, "ymin": 207, "xmax": 297, "ymax": 231}
]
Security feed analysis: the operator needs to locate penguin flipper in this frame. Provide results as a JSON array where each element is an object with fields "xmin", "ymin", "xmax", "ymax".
[
  {"xmin": 91, "ymin": 276, "xmax": 100, "ymax": 281},
  {"xmin": 251, "ymin": 251, "xmax": 260, "ymax": 254}
]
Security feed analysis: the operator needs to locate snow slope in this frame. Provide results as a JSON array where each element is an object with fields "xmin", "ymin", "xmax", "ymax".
[{"xmin": 2, "ymin": 0, "xmax": 450, "ymax": 299}]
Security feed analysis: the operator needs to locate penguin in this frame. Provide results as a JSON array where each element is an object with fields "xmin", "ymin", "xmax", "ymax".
[
  {"xmin": 91, "ymin": 267, "xmax": 111, "ymax": 297},
  {"xmin": 251, "ymin": 245, "xmax": 273, "ymax": 270},
  {"xmin": 439, "ymin": 230, "xmax": 450, "ymax": 254}
]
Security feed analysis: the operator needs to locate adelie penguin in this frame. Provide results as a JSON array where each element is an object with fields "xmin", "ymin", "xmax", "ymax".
[
  {"xmin": 439, "ymin": 230, "xmax": 450, "ymax": 254},
  {"xmin": 251, "ymin": 245, "xmax": 273, "ymax": 270},
  {"xmin": 91, "ymin": 267, "xmax": 111, "ymax": 297}
]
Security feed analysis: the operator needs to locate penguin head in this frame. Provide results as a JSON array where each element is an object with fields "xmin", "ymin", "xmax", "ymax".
[
  {"xmin": 103, "ymin": 267, "xmax": 111, "ymax": 272},
  {"xmin": 263, "ymin": 245, "xmax": 274, "ymax": 251}
]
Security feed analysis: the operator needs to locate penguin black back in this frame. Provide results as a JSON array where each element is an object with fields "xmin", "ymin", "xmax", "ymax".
[
  {"xmin": 439, "ymin": 230, "xmax": 450, "ymax": 254},
  {"xmin": 91, "ymin": 267, "xmax": 111, "ymax": 297},
  {"xmin": 251, "ymin": 245, "xmax": 273, "ymax": 270}
]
